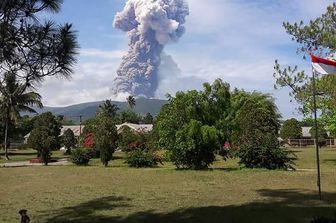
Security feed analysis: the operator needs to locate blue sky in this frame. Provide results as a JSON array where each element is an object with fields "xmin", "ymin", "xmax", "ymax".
[{"xmin": 39, "ymin": 0, "xmax": 334, "ymax": 119}]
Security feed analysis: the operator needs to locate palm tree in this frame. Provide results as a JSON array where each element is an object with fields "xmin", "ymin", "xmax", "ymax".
[
  {"xmin": 126, "ymin": 95, "xmax": 136, "ymax": 110},
  {"xmin": 0, "ymin": 73, "xmax": 43, "ymax": 160}
]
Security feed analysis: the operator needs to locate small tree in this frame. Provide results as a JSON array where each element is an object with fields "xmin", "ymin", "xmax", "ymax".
[
  {"xmin": 27, "ymin": 128, "xmax": 56, "ymax": 165},
  {"xmin": 233, "ymin": 93, "xmax": 295, "ymax": 169},
  {"xmin": 280, "ymin": 118, "xmax": 302, "ymax": 140},
  {"xmin": 169, "ymin": 120, "xmax": 220, "ymax": 169},
  {"xmin": 31, "ymin": 112, "xmax": 62, "ymax": 151},
  {"xmin": 62, "ymin": 129, "xmax": 76, "ymax": 155},
  {"xmin": 94, "ymin": 116, "xmax": 118, "ymax": 167}
]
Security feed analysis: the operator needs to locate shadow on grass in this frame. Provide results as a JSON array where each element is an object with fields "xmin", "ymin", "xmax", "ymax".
[
  {"xmin": 42, "ymin": 190, "xmax": 336, "ymax": 223},
  {"xmin": 0, "ymin": 151, "xmax": 37, "ymax": 156},
  {"xmin": 323, "ymin": 159, "xmax": 336, "ymax": 165}
]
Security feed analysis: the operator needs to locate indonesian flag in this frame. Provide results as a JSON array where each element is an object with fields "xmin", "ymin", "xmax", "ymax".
[{"xmin": 311, "ymin": 53, "xmax": 336, "ymax": 74}]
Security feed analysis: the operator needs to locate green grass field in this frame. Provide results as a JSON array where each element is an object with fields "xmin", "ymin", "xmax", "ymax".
[{"xmin": 0, "ymin": 148, "xmax": 335, "ymax": 223}]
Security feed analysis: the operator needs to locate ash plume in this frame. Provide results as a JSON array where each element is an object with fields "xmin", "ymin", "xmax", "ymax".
[{"xmin": 112, "ymin": 0, "xmax": 189, "ymax": 97}]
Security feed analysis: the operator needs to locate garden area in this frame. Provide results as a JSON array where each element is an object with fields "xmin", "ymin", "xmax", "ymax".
[
  {"xmin": 0, "ymin": 147, "xmax": 335, "ymax": 223},
  {"xmin": 2, "ymin": 1, "xmax": 336, "ymax": 223}
]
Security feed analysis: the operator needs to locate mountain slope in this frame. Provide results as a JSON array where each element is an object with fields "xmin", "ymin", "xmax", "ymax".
[{"xmin": 31, "ymin": 98, "xmax": 167, "ymax": 122}]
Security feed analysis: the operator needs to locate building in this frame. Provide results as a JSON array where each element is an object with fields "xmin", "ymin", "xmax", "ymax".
[
  {"xmin": 24, "ymin": 123, "xmax": 153, "ymax": 143},
  {"xmin": 116, "ymin": 123, "xmax": 153, "ymax": 134}
]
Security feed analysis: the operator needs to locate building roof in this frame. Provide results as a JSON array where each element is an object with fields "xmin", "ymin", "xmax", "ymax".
[
  {"xmin": 61, "ymin": 125, "xmax": 83, "ymax": 137},
  {"xmin": 116, "ymin": 123, "xmax": 153, "ymax": 133}
]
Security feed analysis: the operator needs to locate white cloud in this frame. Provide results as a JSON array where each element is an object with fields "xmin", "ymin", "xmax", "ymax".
[
  {"xmin": 80, "ymin": 48, "xmax": 126, "ymax": 60},
  {"xmin": 38, "ymin": 49, "xmax": 125, "ymax": 106}
]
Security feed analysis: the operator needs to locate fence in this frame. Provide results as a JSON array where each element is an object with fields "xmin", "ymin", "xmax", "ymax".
[{"xmin": 286, "ymin": 138, "xmax": 336, "ymax": 148}]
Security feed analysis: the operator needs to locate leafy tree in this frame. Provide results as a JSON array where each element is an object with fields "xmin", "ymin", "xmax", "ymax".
[
  {"xmin": 126, "ymin": 95, "xmax": 136, "ymax": 110},
  {"xmin": 116, "ymin": 110, "xmax": 142, "ymax": 124},
  {"xmin": 280, "ymin": 118, "xmax": 302, "ymax": 140},
  {"xmin": 169, "ymin": 120, "xmax": 220, "ymax": 169},
  {"xmin": 97, "ymin": 100, "xmax": 119, "ymax": 118},
  {"xmin": 232, "ymin": 92, "xmax": 294, "ymax": 169},
  {"xmin": 0, "ymin": 0, "xmax": 79, "ymax": 89},
  {"xmin": 0, "ymin": 72, "xmax": 42, "ymax": 160},
  {"xmin": 300, "ymin": 118, "xmax": 315, "ymax": 127},
  {"xmin": 31, "ymin": 112, "xmax": 62, "ymax": 151},
  {"xmin": 27, "ymin": 128, "xmax": 56, "ymax": 165},
  {"xmin": 62, "ymin": 129, "xmax": 76, "ymax": 155},
  {"xmin": 274, "ymin": 3, "xmax": 336, "ymax": 126},
  {"xmin": 143, "ymin": 112, "xmax": 154, "ymax": 124},
  {"xmin": 94, "ymin": 115, "xmax": 118, "ymax": 167},
  {"xmin": 156, "ymin": 79, "xmax": 232, "ymax": 153}
]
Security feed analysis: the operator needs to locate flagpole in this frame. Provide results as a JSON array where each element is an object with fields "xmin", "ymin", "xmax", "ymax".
[{"xmin": 311, "ymin": 66, "xmax": 322, "ymax": 200}]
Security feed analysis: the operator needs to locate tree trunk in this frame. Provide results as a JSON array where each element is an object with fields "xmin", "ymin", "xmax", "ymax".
[{"xmin": 4, "ymin": 115, "xmax": 10, "ymax": 160}]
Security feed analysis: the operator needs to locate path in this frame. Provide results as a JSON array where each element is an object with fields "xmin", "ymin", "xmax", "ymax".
[{"xmin": 0, "ymin": 158, "xmax": 69, "ymax": 168}]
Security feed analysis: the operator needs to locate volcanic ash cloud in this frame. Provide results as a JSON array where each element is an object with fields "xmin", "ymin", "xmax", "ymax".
[{"xmin": 112, "ymin": 0, "xmax": 189, "ymax": 98}]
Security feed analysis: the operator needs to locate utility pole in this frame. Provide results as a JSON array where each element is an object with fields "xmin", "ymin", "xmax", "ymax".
[{"xmin": 79, "ymin": 115, "xmax": 82, "ymax": 147}]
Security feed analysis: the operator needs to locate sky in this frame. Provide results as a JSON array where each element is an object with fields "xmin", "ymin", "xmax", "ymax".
[{"xmin": 38, "ymin": 0, "xmax": 334, "ymax": 119}]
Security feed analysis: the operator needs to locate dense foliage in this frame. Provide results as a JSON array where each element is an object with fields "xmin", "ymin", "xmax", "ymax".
[
  {"xmin": 27, "ymin": 128, "xmax": 55, "ymax": 165},
  {"xmin": 156, "ymin": 79, "xmax": 294, "ymax": 170},
  {"xmin": 62, "ymin": 129, "xmax": 76, "ymax": 155},
  {"xmin": 27, "ymin": 112, "xmax": 63, "ymax": 164},
  {"xmin": 94, "ymin": 115, "xmax": 118, "ymax": 167},
  {"xmin": 0, "ymin": 73, "xmax": 42, "ymax": 159},
  {"xmin": 155, "ymin": 79, "xmax": 232, "ymax": 169},
  {"xmin": 125, "ymin": 149, "xmax": 162, "ymax": 168},
  {"xmin": 97, "ymin": 100, "xmax": 119, "ymax": 118},
  {"xmin": 31, "ymin": 112, "xmax": 62, "ymax": 151},
  {"xmin": 231, "ymin": 92, "xmax": 294, "ymax": 169},
  {"xmin": 170, "ymin": 120, "xmax": 220, "ymax": 169},
  {"xmin": 71, "ymin": 148, "xmax": 91, "ymax": 166},
  {"xmin": 280, "ymin": 118, "xmax": 302, "ymax": 140},
  {"xmin": 0, "ymin": 0, "xmax": 79, "ymax": 87},
  {"xmin": 239, "ymin": 133, "xmax": 295, "ymax": 170}
]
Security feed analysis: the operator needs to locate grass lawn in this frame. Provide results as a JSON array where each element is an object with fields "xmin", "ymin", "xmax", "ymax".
[{"xmin": 0, "ymin": 148, "xmax": 335, "ymax": 223}]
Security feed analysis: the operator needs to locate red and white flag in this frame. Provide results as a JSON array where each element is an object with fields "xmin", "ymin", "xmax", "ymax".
[{"xmin": 311, "ymin": 53, "xmax": 336, "ymax": 74}]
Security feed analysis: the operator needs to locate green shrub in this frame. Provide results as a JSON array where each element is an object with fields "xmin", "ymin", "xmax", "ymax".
[
  {"xmin": 238, "ymin": 133, "xmax": 295, "ymax": 170},
  {"xmin": 125, "ymin": 149, "xmax": 162, "ymax": 168},
  {"xmin": 170, "ymin": 120, "xmax": 220, "ymax": 169},
  {"xmin": 71, "ymin": 148, "xmax": 91, "ymax": 166}
]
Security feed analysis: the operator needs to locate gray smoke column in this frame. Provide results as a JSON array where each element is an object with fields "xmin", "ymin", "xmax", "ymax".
[{"xmin": 112, "ymin": 0, "xmax": 189, "ymax": 97}]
